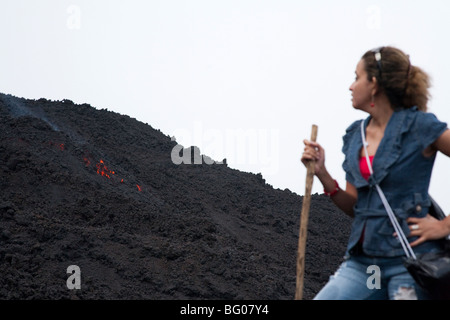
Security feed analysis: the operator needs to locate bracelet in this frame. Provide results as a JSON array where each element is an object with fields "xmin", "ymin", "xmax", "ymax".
[{"xmin": 324, "ymin": 179, "xmax": 340, "ymax": 197}]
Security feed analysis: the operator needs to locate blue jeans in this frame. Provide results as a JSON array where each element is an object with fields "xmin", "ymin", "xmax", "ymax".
[{"xmin": 313, "ymin": 254, "xmax": 431, "ymax": 300}]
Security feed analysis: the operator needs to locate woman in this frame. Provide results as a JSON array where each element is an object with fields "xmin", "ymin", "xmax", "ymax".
[{"xmin": 301, "ymin": 46, "xmax": 450, "ymax": 300}]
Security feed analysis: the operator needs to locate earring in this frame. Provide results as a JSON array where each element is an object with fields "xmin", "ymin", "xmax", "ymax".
[{"xmin": 370, "ymin": 96, "xmax": 375, "ymax": 107}]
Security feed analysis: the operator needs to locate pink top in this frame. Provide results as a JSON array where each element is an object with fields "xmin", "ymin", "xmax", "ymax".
[
  {"xmin": 358, "ymin": 155, "xmax": 374, "ymax": 245},
  {"xmin": 359, "ymin": 155, "xmax": 374, "ymax": 180}
]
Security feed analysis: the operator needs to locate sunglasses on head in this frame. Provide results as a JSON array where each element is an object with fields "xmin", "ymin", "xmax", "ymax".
[{"xmin": 371, "ymin": 46, "xmax": 384, "ymax": 76}]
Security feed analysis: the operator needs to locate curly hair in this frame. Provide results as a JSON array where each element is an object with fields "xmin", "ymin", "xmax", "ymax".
[{"xmin": 362, "ymin": 46, "xmax": 431, "ymax": 112}]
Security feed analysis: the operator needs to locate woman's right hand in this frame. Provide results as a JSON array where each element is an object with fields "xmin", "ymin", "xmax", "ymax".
[{"xmin": 301, "ymin": 139, "xmax": 326, "ymax": 177}]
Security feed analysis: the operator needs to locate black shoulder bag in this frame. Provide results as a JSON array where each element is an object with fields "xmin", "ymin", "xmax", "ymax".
[
  {"xmin": 361, "ymin": 121, "xmax": 450, "ymax": 300},
  {"xmin": 403, "ymin": 197, "xmax": 450, "ymax": 300}
]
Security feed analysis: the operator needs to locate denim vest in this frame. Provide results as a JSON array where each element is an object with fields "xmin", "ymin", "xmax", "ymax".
[{"xmin": 342, "ymin": 107, "xmax": 448, "ymax": 257}]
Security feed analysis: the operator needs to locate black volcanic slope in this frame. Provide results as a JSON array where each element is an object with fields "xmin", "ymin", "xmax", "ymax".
[{"xmin": 0, "ymin": 93, "xmax": 351, "ymax": 300}]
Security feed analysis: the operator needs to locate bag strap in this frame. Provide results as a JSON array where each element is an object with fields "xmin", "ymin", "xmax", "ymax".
[{"xmin": 360, "ymin": 121, "xmax": 417, "ymax": 259}]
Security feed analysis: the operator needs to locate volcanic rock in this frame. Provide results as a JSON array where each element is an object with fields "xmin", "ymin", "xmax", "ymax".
[{"xmin": 0, "ymin": 93, "xmax": 352, "ymax": 300}]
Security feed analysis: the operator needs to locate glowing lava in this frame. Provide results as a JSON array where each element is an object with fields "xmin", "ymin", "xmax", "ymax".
[
  {"xmin": 82, "ymin": 155, "xmax": 143, "ymax": 192},
  {"xmin": 96, "ymin": 159, "xmax": 115, "ymax": 179}
]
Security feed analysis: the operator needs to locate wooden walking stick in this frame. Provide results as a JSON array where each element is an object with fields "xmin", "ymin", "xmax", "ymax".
[{"xmin": 295, "ymin": 124, "xmax": 318, "ymax": 300}]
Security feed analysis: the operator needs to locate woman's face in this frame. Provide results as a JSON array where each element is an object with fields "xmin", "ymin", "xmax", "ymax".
[{"xmin": 349, "ymin": 59, "xmax": 374, "ymax": 110}]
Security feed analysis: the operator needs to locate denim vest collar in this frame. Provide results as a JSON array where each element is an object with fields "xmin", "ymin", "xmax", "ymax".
[{"xmin": 346, "ymin": 107, "xmax": 418, "ymax": 188}]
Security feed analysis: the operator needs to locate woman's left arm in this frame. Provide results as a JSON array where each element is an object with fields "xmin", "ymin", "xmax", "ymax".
[
  {"xmin": 432, "ymin": 128, "xmax": 450, "ymax": 156},
  {"xmin": 408, "ymin": 129, "xmax": 450, "ymax": 247}
]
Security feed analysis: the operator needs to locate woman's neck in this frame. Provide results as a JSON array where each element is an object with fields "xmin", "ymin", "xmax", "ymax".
[{"xmin": 368, "ymin": 96, "xmax": 393, "ymax": 130}]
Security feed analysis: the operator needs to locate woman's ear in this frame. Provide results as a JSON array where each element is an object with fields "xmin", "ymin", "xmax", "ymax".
[{"xmin": 371, "ymin": 76, "xmax": 379, "ymax": 95}]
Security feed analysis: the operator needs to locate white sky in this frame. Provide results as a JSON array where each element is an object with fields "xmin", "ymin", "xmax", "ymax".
[{"xmin": 1, "ymin": 0, "xmax": 450, "ymax": 213}]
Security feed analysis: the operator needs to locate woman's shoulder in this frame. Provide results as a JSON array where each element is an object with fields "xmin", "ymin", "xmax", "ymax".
[
  {"xmin": 344, "ymin": 118, "xmax": 364, "ymax": 134},
  {"xmin": 342, "ymin": 118, "xmax": 366, "ymax": 154},
  {"xmin": 398, "ymin": 107, "xmax": 447, "ymax": 149},
  {"xmin": 406, "ymin": 107, "xmax": 447, "ymax": 130}
]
